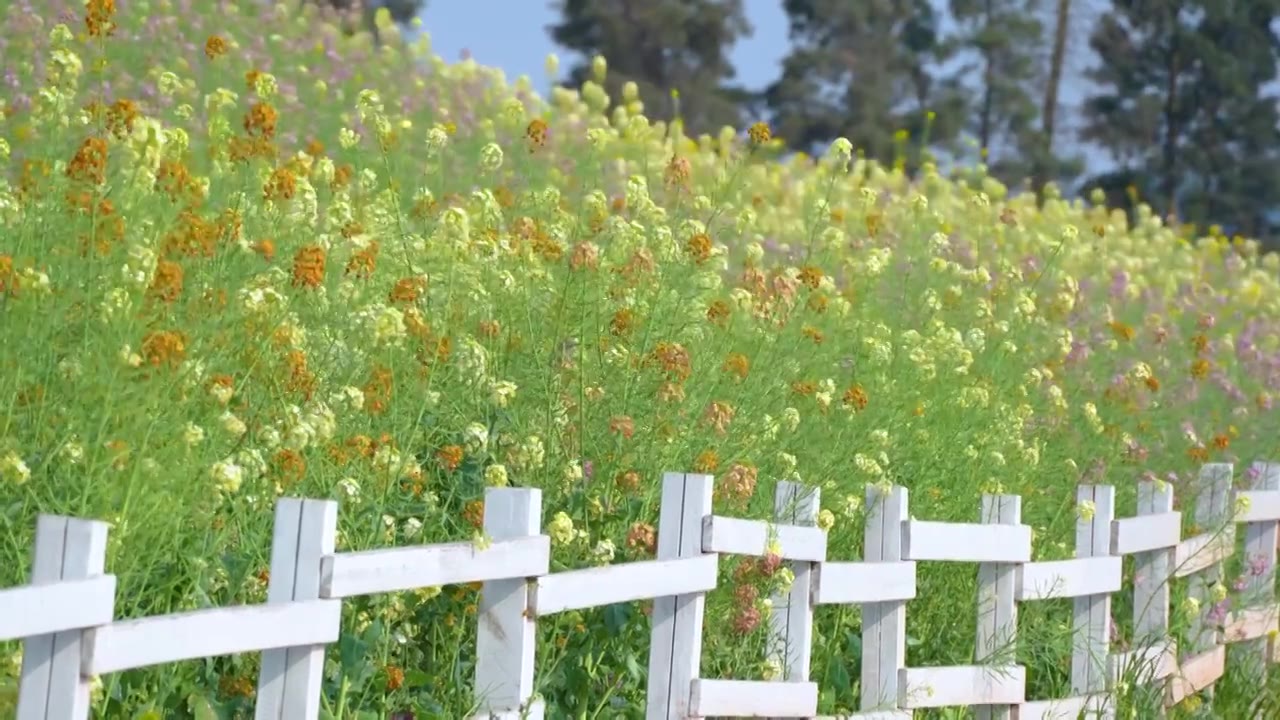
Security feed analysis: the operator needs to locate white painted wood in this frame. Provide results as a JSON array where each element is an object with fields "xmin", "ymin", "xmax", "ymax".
[
  {"xmin": 768, "ymin": 481, "xmax": 820, "ymax": 687},
  {"xmin": 688, "ymin": 678, "xmax": 819, "ymax": 717},
  {"xmin": 84, "ymin": 600, "xmax": 342, "ymax": 675},
  {"xmin": 898, "ymin": 665, "xmax": 1026, "ymax": 708},
  {"xmin": 1224, "ymin": 605, "xmax": 1280, "ymax": 642},
  {"xmin": 474, "ymin": 488, "xmax": 543, "ymax": 717},
  {"xmin": 1233, "ymin": 488, "xmax": 1280, "ymax": 523},
  {"xmin": 1109, "ymin": 639, "xmax": 1178, "ymax": 684},
  {"xmin": 701, "ymin": 514, "xmax": 827, "ymax": 563},
  {"xmin": 470, "ymin": 699, "xmax": 546, "ymax": 720},
  {"xmin": 814, "ymin": 707, "xmax": 916, "ymax": 712},
  {"xmin": 1070, "ymin": 486, "xmax": 1115, "ymax": 704},
  {"xmin": 1125, "ymin": 481, "xmax": 1175, "ymax": 718},
  {"xmin": 1130, "ymin": 481, "xmax": 1175, "ymax": 649},
  {"xmin": 814, "ymin": 561, "xmax": 917, "ymax": 604},
  {"xmin": 1165, "ymin": 645, "xmax": 1226, "ymax": 706},
  {"xmin": 255, "ymin": 498, "xmax": 338, "ymax": 720},
  {"xmin": 976, "ymin": 494, "xmax": 1021, "ymax": 720},
  {"xmin": 1017, "ymin": 556, "xmax": 1122, "ymax": 601},
  {"xmin": 1172, "ymin": 532, "xmax": 1233, "ymax": 578},
  {"xmin": 902, "ymin": 520, "xmax": 1031, "ymax": 563},
  {"xmin": 1236, "ymin": 461, "xmax": 1280, "ymax": 682},
  {"xmin": 1110, "ymin": 511, "xmax": 1182, "ymax": 556},
  {"xmin": 1018, "ymin": 694, "xmax": 1111, "ymax": 720},
  {"xmin": 321, "ymin": 534, "xmax": 551, "ymax": 598},
  {"xmin": 1186, "ymin": 464, "xmax": 1231, "ymax": 669},
  {"xmin": 533, "ymin": 554, "xmax": 717, "ymax": 616},
  {"xmin": 17, "ymin": 515, "xmax": 110, "ymax": 720},
  {"xmin": 0, "ymin": 576, "xmax": 115, "ymax": 641},
  {"xmin": 646, "ymin": 472, "xmax": 714, "ymax": 720},
  {"xmin": 860, "ymin": 485, "xmax": 909, "ymax": 714}
]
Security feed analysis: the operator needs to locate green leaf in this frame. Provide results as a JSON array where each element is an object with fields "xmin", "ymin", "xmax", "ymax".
[
  {"xmin": 187, "ymin": 693, "xmax": 219, "ymax": 720},
  {"xmin": 825, "ymin": 660, "xmax": 852, "ymax": 695},
  {"xmin": 845, "ymin": 631, "xmax": 862, "ymax": 656},
  {"xmin": 603, "ymin": 602, "xmax": 630, "ymax": 636},
  {"xmin": 405, "ymin": 668, "xmax": 431, "ymax": 689}
]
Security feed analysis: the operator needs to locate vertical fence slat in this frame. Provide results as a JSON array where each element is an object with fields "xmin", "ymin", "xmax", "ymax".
[
  {"xmin": 1072, "ymin": 485, "xmax": 1115, "ymax": 714},
  {"xmin": 255, "ymin": 498, "xmax": 338, "ymax": 720},
  {"xmin": 1189, "ymin": 465, "xmax": 1232, "ymax": 658},
  {"xmin": 860, "ymin": 485, "xmax": 909, "ymax": 713},
  {"xmin": 1239, "ymin": 461, "xmax": 1280, "ymax": 682},
  {"xmin": 646, "ymin": 472, "xmax": 713, "ymax": 720},
  {"xmin": 1133, "ymin": 480, "xmax": 1175, "ymax": 645},
  {"xmin": 474, "ymin": 487, "xmax": 544, "ymax": 719},
  {"xmin": 17, "ymin": 515, "xmax": 110, "ymax": 720},
  {"xmin": 768, "ymin": 481, "xmax": 820, "ymax": 685},
  {"xmin": 975, "ymin": 494, "xmax": 1020, "ymax": 720}
]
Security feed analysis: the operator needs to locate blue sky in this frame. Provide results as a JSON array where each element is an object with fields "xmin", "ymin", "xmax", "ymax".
[{"xmin": 416, "ymin": 1, "xmax": 1111, "ymax": 173}]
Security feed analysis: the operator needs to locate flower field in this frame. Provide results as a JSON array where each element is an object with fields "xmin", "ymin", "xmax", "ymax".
[{"xmin": 2, "ymin": 0, "xmax": 1280, "ymax": 716}]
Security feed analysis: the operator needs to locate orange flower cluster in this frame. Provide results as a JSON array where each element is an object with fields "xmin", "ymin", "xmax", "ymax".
[
  {"xmin": 85, "ymin": 0, "xmax": 117, "ymax": 37},
  {"xmin": 67, "ymin": 137, "xmax": 108, "ymax": 185},
  {"xmin": 291, "ymin": 245, "xmax": 326, "ymax": 288}
]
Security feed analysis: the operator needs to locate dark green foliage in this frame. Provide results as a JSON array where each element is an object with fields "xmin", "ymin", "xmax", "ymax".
[
  {"xmin": 548, "ymin": 0, "xmax": 752, "ymax": 135},
  {"xmin": 764, "ymin": 0, "xmax": 968, "ymax": 165},
  {"xmin": 1082, "ymin": 0, "xmax": 1280, "ymax": 239}
]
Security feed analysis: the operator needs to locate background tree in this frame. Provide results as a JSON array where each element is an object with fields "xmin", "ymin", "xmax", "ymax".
[
  {"xmin": 946, "ymin": 0, "xmax": 1047, "ymax": 185},
  {"xmin": 763, "ymin": 0, "xmax": 967, "ymax": 168},
  {"xmin": 1032, "ymin": 0, "xmax": 1084, "ymax": 197},
  {"xmin": 1082, "ymin": 0, "xmax": 1280, "ymax": 240},
  {"xmin": 297, "ymin": 0, "xmax": 426, "ymax": 45},
  {"xmin": 548, "ymin": 0, "xmax": 752, "ymax": 135},
  {"xmin": 1175, "ymin": 2, "xmax": 1280, "ymax": 240}
]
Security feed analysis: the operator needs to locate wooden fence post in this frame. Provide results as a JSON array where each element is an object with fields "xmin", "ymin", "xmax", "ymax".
[
  {"xmin": 1118, "ymin": 478, "xmax": 1176, "ymax": 716},
  {"xmin": 474, "ymin": 487, "xmax": 544, "ymax": 719},
  {"xmin": 860, "ymin": 484, "xmax": 909, "ymax": 713},
  {"xmin": 646, "ymin": 472, "xmax": 714, "ymax": 720},
  {"xmin": 255, "ymin": 498, "xmax": 339, "ymax": 720},
  {"xmin": 768, "ymin": 481, "xmax": 820, "ymax": 684},
  {"xmin": 1072, "ymin": 485, "xmax": 1115, "ymax": 718},
  {"xmin": 1236, "ymin": 461, "xmax": 1280, "ymax": 682},
  {"xmin": 17, "ymin": 515, "xmax": 110, "ymax": 720},
  {"xmin": 1182, "ymin": 463, "xmax": 1232, "ymax": 705},
  {"xmin": 1133, "ymin": 480, "xmax": 1175, "ymax": 647},
  {"xmin": 975, "ymin": 494, "xmax": 1021, "ymax": 720}
]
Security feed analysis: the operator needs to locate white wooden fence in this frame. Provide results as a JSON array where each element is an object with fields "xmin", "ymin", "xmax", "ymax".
[{"xmin": 3, "ymin": 462, "xmax": 1279, "ymax": 719}]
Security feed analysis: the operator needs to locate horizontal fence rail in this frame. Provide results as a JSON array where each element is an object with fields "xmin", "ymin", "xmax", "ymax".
[{"xmin": 3, "ymin": 462, "xmax": 1280, "ymax": 718}]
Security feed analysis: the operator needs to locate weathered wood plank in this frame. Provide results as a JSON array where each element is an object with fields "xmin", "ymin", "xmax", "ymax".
[
  {"xmin": 702, "ymin": 514, "xmax": 827, "ymax": 563},
  {"xmin": 321, "ymin": 535, "xmax": 551, "ymax": 598},
  {"xmin": 85, "ymin": 600, "xmax": 342, "ymax": 675},
  {"xmin": 768, "ymin": 481, "xmax": 821, "ymax": 685},
  {"xmin": 902, "ymin": 520, "xmax": 1031, "ymax": 563},
  {"xmin": 646, "ymin": 473, "xmax": 713, "ymax": 720},
  {"xmin": 861, "ymin": 486, "xmax": 910, "ymax": 714},
  {"xmin": 1018, "ymin": 556, "xmax": 1121, "ymax": 601},
  {"xmin": 0, "ymin": 576, "xmax": 115, "ymax": 642},
  {"xmin": 474, "ymin": 488, "xmax": 543, "ymax": 717},
  {"xmin": 1111, "ymin": 512, "xmax": 1182, "ymax": 555},
  {"xmin": 688, "ymin": 678, "xmax": 818, "ymax": 717},
  {"xmin": 534, "ymin": 554, "xmax": 717, "ymax": 616},
  {"xmin": 899, "ymin": 665, "xmax": 1026, "ymax": 708},
  {"xmin": 815, "ymin": 561, "xmax": 917, "ymax": 605}
]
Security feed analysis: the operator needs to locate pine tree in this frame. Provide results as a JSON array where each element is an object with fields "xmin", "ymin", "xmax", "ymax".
[
  {"xmin": 764, "ymin": 0, "xmax": 967, "ymax": 165},
  {"xmin": 1082, "ymin": 0, "xmax": 1280, "ymax": 237},
  {"xmin": 947, "ymin": 0, "xmax": 1045, "ymax": 182},
  {"xmin": 547, "ymin": 0, "xmax": 752, "ymax": 135}
]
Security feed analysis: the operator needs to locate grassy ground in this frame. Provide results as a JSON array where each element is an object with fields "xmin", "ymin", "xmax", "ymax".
[{"xmin": 2, "ymin": 0, "xmax": 1280, "ymax": 717}]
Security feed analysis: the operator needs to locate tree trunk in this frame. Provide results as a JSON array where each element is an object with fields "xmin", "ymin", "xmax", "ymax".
[
  {"xmin": 1034, "ymin": 0, "xmax": 1070, "ymax": 199},
  {"xmin": 979, "ymin": 0, "xmax": 995, "ymax": 156},
  {"xmin": 1160, "ymin": 5, "xmax": 1181, "ymax": 220}
]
